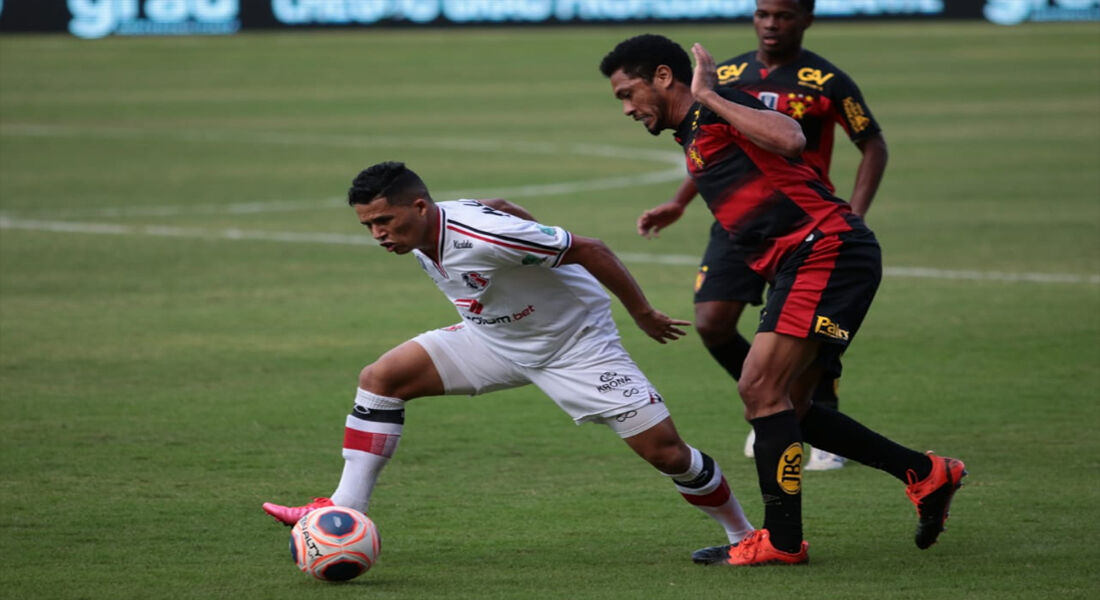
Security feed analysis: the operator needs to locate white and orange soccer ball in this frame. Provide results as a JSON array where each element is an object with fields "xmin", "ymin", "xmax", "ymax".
[{"xmin": 289, "ymin": 506, "xmax": 381, "ymax": 582}]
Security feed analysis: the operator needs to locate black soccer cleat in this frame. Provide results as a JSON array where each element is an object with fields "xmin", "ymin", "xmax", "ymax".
[{"xmin": 691, "ymin": 544, "xmax": 734, "ymax": 565}]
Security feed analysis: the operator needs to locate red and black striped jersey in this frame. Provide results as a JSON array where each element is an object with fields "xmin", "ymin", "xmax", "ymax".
[
  {"xmin": 716, "ymin": 49, "xmax": 880, "ymax": 193},
  {"xmin": 673, "ymin": 87, "xmax": 859, "ymax": 280}
]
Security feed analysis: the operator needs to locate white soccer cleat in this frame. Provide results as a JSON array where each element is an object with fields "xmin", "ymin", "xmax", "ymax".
[{"xmin": 804, "ymin": 447, "xmax": 846, "ymax": 471}]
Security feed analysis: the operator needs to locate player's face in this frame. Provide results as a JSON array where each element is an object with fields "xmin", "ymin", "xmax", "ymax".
[
  {"xmin": 609, "ymin": 69, "xmax": 667, "ymax": 136},
  {"xmin": 754, "ymin": 0, "xmax": 811, "ymax": 57},
  {"xmin": 354, "ymin": 197, "xmax": 432, "ymax": 255}
]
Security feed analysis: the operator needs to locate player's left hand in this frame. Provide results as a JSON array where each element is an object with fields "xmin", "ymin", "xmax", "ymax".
[
  {"xmin": 632, "ymin": 308, "xmax": 691, "ymax": 344},
  {"xmin": 690, "ymin": 43, "xmax": 718, "ymax": 101}
]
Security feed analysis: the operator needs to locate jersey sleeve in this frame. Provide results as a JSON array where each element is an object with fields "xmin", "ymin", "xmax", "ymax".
[
  {"xmin": 451, "ymin": 201, "xmax": 573, "ymax": 269},
  {"xmin": 716, "ymin": 86, "xmax": 769, "ymax": 110},
  {"xmin": 826, "ymin": 71, "xmax": 881, "ymax": 141},
  {"xmin": 701, "ymin": 87, "xmax": 770, "ymax": 142}
]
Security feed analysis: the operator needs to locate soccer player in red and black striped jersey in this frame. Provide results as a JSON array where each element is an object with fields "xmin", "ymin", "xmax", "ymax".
[
  {"xmin": 600, "ymin": 34, "xmax": 965, "ymax": 566},
  {"xmin": 635, "ymin": 0, "xmax": 888, "ymax": 472}
]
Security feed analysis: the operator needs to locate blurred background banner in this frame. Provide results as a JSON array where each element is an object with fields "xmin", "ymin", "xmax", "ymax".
[{"xmin": 0, "ymin": 1, "xmax": 1097, "ymax": 38}]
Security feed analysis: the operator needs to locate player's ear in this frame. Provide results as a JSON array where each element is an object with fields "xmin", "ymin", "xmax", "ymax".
[
  {"xmin": 414, "ymin": 197, "xmax": 430, "ymax": 216},
  {"xmin": 654, "ymin": 64, "xmax": 674, "ymax": 89}
]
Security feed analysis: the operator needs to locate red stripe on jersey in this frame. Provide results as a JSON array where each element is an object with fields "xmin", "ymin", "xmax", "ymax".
[
  {"xmin": 680, "ymin": 477, "xmax": 732, "ymax": 508},
  {"xmin": 775, "ymin": 235, "xmax": 842, "ymax": 337},
  {"xmin": 344, "ymin": 428, "xmax": 399, "ymax": 458},
  {"xmin": 445, "ymin": 225, "xmax": 560, "ymax": 255}
]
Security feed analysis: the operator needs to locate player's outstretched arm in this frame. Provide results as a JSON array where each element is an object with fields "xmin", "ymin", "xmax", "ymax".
[
  {"xmin": 561, "ymin": 235, "xmax": 690, "ymax": 344},
  {"xmin": 689, "ymin": 43, "xmax": 805, "ymax": 158},
  {"xmin": 637, "ymin": 177, "xmax": 697, "ymax": 239},
  {"xmin": 479, "ymin": 198, "xmax": 536, "ymax": 221}
]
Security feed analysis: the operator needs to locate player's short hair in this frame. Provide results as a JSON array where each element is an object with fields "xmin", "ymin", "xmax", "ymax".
[
  {"xmin": 599, "ymin": 34, "xmax": 692, "ymax": 85},
  {"xmin": 799, "ymin": 0, "xmax": 815, "ymax": 13},
  {"xmin": 348, "ymin": 161, "xmax": 431, "ymax": 206}
]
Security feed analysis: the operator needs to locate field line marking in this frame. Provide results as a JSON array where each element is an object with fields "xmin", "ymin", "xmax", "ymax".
[
  {"xmin": 1, "ymin": 124, "xmax": 686, "ymax": 217},
  {"xmin": 2, "ymin": 216, "xmax": 1097, "ymax": 286}
]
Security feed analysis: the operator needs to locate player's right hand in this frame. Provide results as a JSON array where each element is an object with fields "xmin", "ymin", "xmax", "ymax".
[{"xmin": 637, "ymin": 201, "xmax": 686, "ymax": 238}]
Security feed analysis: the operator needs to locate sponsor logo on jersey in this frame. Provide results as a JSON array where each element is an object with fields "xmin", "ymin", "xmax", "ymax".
[
  {"xmin": 596, "ymin": 371, "xmax": 634, "ymax": 394},
  {"xmin": 538, "ymin": 226, "xmax": 557, "ymax": 236},
  {"xmin": 522, "ymin": 254, "xmax": 547, "ymax": 265},
  {"xmin": 777, "ymin": 443, "xmax": 803, "ymax": 495},
  {"xmin": 462, "ymin": 271, "xmax": 490, "ymax": 290},
  {"xmin": 757, "ymin": 91, "xmax": 779, "ymax": 110},
  {"xmin": 797, "ymin": 67, "xmax": 834, "ymax": 90},
  {"xmin": 842, "ymin": 97, "xmax": 872, "ymax": 133},
  {"xmin": 814, "ymin": 315, "xmax": 850, "ymax": 341},
  {"xmin": 462, "ymin": 304, "xmax": 535, "ymax": 326},
  {"xmin": 442, "ymin": 324, "xmax": 465, "ymax": 332},
  {"xmin": 717, "ymin": 62, "xmax": 748, "ymax": 84},
  {"xmin": 452, "ymin": 240, "xmax": 473, "ymax": 249},
  {"xmin": 785, "ymin": 93, "xmax": 814, "ymax": 119},
  {"xmin": 454, "ymin": 298, "xmax": 484, "ymax": 314}
]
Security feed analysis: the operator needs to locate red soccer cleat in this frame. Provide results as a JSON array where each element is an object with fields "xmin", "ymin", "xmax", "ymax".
[
  {"xmin": 724, "ymin": 529, "xmax": 808, "ymax": 566},
  {"xmin": 906, "ymin": 452, "xmax": 967, "ymax": 549},
  {"xmin": 262, "ymin": 497, "xmax": 334, "ymax": 526}
]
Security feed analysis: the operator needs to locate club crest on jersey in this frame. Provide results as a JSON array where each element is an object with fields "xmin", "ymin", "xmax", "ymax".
[
  {"xmin": 785, "ymin": 93, "xmax": 814, "ymax": 119},
  {"xmin": 462, "ymin": 271, "xmax": 490, "ymax": 290},
  {"xmin": 687, "ymin": 143, "xmax": 705, "ymax": 170}
]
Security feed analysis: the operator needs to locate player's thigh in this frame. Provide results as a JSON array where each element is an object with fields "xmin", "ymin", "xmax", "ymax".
[
  {"xmin": 526, "ymin": 329, "xmax": 669, "ymax": 438},
  {"xmin": 410, "ymin": 324, "xmax": 529, "ymax": 396},
  {"xmin": 759, "ymin": 229, "xmax": 881, "ymax": 346}
]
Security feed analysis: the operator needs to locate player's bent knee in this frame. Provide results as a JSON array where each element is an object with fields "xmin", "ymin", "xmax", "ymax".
[{"xmin": 358, "ymin": 362, "xmax": 415, "ymax": 399}]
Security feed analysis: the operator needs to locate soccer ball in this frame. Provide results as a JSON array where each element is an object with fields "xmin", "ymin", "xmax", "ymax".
[{"xmin": 289, "ymin": 506, "xmax": 381, "ymax": 581}]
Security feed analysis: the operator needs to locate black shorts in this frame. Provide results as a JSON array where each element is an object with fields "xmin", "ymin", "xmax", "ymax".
[
  {"xmin": 694, "ymin": 221, "xmax": 766, "ymax": 306},
  {"xmin": 758, "ymin": 227, "xmax": 882, "ymax": 372}
]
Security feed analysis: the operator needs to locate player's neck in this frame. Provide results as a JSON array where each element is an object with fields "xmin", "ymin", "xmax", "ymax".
[
  {"xmin": 756, "ymin": 47, "xmax": 803, "ymax": 72},
  {"xmin": 421, "ymin": 205, "xmax": 442, "ymax": 263}
]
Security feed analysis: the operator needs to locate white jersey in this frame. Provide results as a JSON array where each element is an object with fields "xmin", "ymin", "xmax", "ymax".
[{"xmin": 412, "ymin": 200, "xmax": 613, "ymax": 367}]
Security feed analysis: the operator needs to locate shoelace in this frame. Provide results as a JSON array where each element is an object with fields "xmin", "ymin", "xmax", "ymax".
[{"xmin": 734, "ymin": 530, "xmax": 764, "ymax": 559}]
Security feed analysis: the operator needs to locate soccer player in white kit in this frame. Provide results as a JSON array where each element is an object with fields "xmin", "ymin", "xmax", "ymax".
[{"xmin": 263, "ymin": 161, "xmax": 754, "ymax": 557}]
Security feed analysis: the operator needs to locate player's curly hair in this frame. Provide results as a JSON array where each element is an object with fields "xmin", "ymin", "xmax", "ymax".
[
  {"xmin": 598, "ymin": 34, "xmax": 692, "ymax": 85},
  {"xmin": 348, "ymin": 161, "xmax": 431, "ymax": 206}
]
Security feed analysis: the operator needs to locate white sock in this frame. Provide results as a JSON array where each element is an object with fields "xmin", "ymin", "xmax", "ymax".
[
  {"xmin": 330, "ymin": 388, "xmax": 404, "ymax": 514},
  {"xmin": 669, "ymin": 447, "xmax": 754, "ymax": 544}
]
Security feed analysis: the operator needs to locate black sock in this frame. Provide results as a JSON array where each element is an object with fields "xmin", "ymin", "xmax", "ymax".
[
  {"xmin": 812, "ymin": 375, "xmax": 839, "ymax": 410},
  {"xmin": 800, "ymin": 403, "xmax": 931, "ymax": 482},
  {"xmin": 750, "ymin": 409, "xmax": 803, "ymax": 552},
  {"xmin": 705, "ymin": 335, "xmax": 751, "ymax": 380}
]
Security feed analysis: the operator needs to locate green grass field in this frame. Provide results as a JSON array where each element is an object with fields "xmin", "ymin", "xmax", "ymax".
[{"xmin": 2, "ymin": 20, "xmax": 1099, "ymax": 600}]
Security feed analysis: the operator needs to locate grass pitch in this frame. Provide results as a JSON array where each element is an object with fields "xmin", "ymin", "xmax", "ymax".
[{"xmin": 2, "ymin": 21, "xmax": 1099, "ymax": 600}]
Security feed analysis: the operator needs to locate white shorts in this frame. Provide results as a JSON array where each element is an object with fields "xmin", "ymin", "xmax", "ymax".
[{"xmin": 411, "ymin": 322, "xmax": 670, "ymax": 438}]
